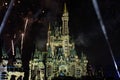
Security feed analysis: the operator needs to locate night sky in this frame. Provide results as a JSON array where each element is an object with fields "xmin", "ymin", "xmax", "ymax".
[{"xmin": 0, "ymin": 0, "xmax": 120, "ymax": 78}]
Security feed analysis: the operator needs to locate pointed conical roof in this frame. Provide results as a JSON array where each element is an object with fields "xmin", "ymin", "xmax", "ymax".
[
  {"xmin": 63, "ymin": 3, "xmax": 67, "ymax": 13},
  {"xmin": 48, "ymin": 22, "xmax": 51, "ymax": 31}
]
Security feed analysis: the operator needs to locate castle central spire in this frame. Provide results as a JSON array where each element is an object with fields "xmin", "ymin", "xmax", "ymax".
[
  {"xmin": 63, "ymin": 3, "xmax": 67, "ymax": 14},
  {"xmin": 62, "ymin": 3, "xmax": 69, "ymax": 35}
]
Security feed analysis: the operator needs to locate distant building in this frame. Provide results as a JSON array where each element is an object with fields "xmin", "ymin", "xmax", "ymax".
[
  {"xmin": 29, "ymin": 3, "xmax": 88, "ymax": 80},
  {"xmin": 0, "ymin": 47, "xmax": 24, "ymax": 80}
]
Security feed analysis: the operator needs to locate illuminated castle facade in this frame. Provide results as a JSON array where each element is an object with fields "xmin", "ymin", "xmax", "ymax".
[{"xmin": 29, "ymin": 3, "xmax": 88, "ymax": 80}]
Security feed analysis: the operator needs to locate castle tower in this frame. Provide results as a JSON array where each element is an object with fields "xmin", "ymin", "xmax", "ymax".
[
  {"xmin": 62, "ymin": 3, "xmax": 69, "ymax": 35},
  {"xmin": 61, "ymin": 3, "xmax": 70, "ymax": 57},
  {"xmin": 46, "ymin": 23, "xmax": 51, "ymax": 50},
  {"xmin": 30, "ymin": 2, "xmax": 88, "ymax": 80}
]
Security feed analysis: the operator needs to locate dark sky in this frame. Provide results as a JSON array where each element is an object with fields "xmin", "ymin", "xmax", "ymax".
[{"xmin": 0, "ymin": 0, "xmax": 120, "ymax": 77}]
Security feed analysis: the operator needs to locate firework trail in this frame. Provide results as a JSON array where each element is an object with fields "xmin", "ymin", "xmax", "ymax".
[
  {"xmin": 20, "ymin": 9, "xmax": 42, "ymax": 52},
  {"xmin": 21, "ymin": 18, "xmax": 28, "ymax": 53},
  {"xmin": 11, "ymin": 40, "xmax": 14, "ymax": 55}
]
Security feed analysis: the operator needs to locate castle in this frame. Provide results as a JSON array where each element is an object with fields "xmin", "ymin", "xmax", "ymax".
[
  {"xmin": 29, "ymin": 3, "xmax": 88, "ymax": 80},
  {"xmin": 0, "ymin": 3, "xmax": 88, "ymax": 80}
]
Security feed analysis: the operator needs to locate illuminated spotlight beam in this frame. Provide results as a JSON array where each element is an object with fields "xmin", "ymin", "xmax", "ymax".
[
  {"xmin": 92, "ymin": 0, "xmax": 120, "ymax": 78},
  {"xmin": 0, "ymin": 0, "xmax": 15, "ymax": 35},
  {"xmin": 33, "ymin": 9, "xmax": 42, "ymax": 19}
]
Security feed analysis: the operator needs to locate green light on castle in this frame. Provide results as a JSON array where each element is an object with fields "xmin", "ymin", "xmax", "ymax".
[{"xmin": 29, "ymin": 3, "xmax": 88, "ymax": 80}]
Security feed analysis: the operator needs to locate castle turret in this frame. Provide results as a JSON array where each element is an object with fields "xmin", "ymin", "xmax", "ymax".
[
  {"xmin": 62, "ymin": 3, "xmax": 69, "ymax": 35},
  {"xmin": 47, "ymin": 23, "xmax": 51, "ymax": 50}
]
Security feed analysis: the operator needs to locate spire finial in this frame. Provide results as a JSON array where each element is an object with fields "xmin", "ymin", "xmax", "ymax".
[
  {"xmin": 48, "ymin": 22, "xmax": 51, "ymax": 31},
  {"xmin": 64, "ymin": 3, "xmax": 67, "ymax": 13}
]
